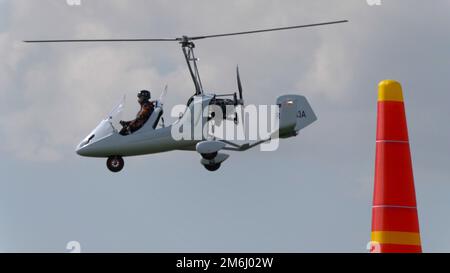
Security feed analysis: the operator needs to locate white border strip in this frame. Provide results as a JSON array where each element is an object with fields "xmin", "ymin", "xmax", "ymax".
[
  {"xmin": 372, "ymin": 205, "xmax": 417, "ymax": 209},
  {"xmin": 376, "ymin": 140, "xmax": 409, "ymax": 144}
]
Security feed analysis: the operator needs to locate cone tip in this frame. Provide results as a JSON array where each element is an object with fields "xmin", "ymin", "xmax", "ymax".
[{"xmin": 378, "ymin": 80, "xmax": 404, "ymax": 102}]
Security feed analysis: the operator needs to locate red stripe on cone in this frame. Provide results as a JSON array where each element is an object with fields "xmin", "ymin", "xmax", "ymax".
[
  {"xmin": 377, "ymin": 244, "xmax": 422, "ymax": 253},
  {"xmin": 373, "ymin": 143, "xmax": 416, "ymax": 206},
  {"xmin": 376, "ymin": 101, "xmax": 409, "ymax": 141},
  {"xmin": 372, "ymin": 207, "xmax": 420, "ymax": 232}
]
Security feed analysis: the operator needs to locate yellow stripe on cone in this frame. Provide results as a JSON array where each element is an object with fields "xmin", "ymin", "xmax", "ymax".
[{"xmin": 371, "ymin": 231, "xmax": 421, "ymax": 246}]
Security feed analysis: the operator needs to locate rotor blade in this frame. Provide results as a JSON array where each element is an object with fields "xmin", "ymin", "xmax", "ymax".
[
  {"xmin": 190, "ymin": 20, "xmax": 348, "ymax": 40},
  {"xmin": 24, "ymin": 20, "xmax": 348, "ymax": 43},
  {"xmin": 24, "ymin": 38, "xmax": 178, "ymax": 43},
  {"xmin": 236, "ymin": 66, "xmax": 243, "ymax": 103}
]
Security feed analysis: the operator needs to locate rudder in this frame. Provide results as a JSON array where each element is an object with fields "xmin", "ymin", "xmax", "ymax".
[{"xmin": 276, "ymin": 95, "xmax": 317, "ymax": 138}]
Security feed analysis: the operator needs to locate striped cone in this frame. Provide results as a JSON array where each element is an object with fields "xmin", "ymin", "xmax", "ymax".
[{"xmin": 370, "ymin": 80, "xmax": 422, "ymax": 253}]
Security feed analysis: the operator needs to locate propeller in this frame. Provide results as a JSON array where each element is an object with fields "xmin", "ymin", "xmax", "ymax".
[
  {"xmin": 24, "ymin": 20, "xmax": 348, "ymax": 43},
  {"xmin": 235, "ymin": 66, "xmax": 245, "ymax": 127},
  {"xmin": 236, "ymin": 66, "xmax": 244, "ymax": 105}
]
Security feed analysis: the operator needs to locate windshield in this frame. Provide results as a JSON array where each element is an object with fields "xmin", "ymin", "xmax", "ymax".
[{"xmin": 107, "ymin": 95, "xmax": 126, "ymax": 130}]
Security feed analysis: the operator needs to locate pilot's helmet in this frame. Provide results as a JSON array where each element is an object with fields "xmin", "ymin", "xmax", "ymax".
[{"xmin": 137, "ymin": 90, "xmax": 151, "ymax": 100}]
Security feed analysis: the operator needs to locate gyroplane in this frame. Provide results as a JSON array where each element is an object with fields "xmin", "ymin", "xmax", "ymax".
[{"xmin": 25, "ymin": 20, "xmax": 347, "ymax": 172}]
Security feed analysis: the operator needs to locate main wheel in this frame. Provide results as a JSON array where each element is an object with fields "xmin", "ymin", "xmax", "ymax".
[
  {"xmin": 204, "ymin": 163, "xmax": 221, "ymax": 172},
  {"xmin": 201, "ymin": 152, "xmax": 218, "ymax": 160},
  {"xmin": 106, "ymin": 156, "xmax": 124, "ymax": 173}
]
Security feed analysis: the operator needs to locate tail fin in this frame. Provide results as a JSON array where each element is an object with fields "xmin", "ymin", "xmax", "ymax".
[{"xmin": 276, "ymin": 95, "xmax": 317, "ymax": 138}]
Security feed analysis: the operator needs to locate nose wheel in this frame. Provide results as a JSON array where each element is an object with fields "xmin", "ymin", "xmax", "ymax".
[
  {"xmin": 204, "ymin": 163, "xmax": 221, "ymax": 172},
  {"xmin": 107, "ymin": 156, "xmax": 124, "ymax": 173}
]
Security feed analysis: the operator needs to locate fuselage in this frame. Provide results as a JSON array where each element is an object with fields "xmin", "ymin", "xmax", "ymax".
[
  {"xmin": 76, "ymin": 94, "xmax": 212, "ymax": 158},
  {"xmin": 76, "ymin": 124, "xmax": 199, "ymax": 157}
]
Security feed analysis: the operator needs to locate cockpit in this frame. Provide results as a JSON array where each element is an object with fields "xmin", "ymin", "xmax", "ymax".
[
  {"xmin": 77, "ymin": 96, "xmax": 164, "ymax": 149},
  {"xmin": 115, "ymin": 97, "xmax": 164, "ymax": 135}
]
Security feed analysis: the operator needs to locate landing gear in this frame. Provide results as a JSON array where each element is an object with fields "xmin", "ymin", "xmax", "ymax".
[
  {"xmin": 201, "ymin": 152, "xmax": 217, "ymax": 160},
  {"xmin": 204, "ymin": 163, "xmax": 221, "ymax": 172},
  {"xmin": 107, "ymin": 156, "xmax": 124, "ymax": 173}
]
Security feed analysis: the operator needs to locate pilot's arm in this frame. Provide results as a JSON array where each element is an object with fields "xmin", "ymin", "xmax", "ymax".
[{"xmin": 120, "ymin": 120, "xmax": 131, "ymax": 127}]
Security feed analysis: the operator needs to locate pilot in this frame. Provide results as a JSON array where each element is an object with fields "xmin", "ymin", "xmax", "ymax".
[{"xmin": 119, "ymin": 90, "xmax": 155, "ymax": 135}]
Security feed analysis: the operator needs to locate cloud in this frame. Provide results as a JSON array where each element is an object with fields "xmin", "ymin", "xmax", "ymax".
[{"xmin": 0, "ymin": 1, "xmax": 193, "ymax": 160}]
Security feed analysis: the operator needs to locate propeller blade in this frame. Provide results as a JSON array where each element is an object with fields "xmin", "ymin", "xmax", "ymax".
[
  {"xmin": 236, "ymin": 66, "xmax": 243, "ymax": 104},
  {"xmin": 236, "ymin": 66, "xmax": 245, "ymax": 129},
  {"xmin": 189, "ymin": 20, "xmax": 348, "ymax": 40}
]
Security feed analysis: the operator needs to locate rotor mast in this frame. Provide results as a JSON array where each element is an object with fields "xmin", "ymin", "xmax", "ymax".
[{"xmin": 179, "ymin": 36, "xmax": 204, "ymax": 95}]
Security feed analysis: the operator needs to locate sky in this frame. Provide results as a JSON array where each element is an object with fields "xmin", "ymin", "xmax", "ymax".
[{"xmin": 0, "ymin": 0, "xmax": 450, "ymax": 252}]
